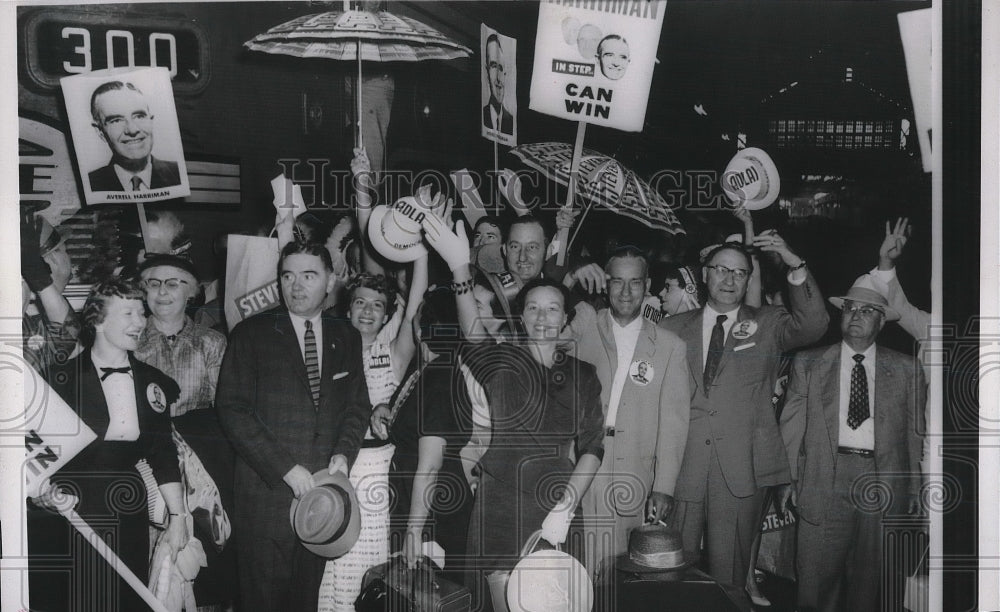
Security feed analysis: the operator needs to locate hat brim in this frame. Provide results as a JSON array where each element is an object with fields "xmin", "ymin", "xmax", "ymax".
[
  {"xmin": 507, "ymin": 550, "xmax": 593, "ymax": 612},
  {"xmin": 367, "ymin": 205, "xmax": 428, "ymax": 263},
  {"xmin": 829, "ymin": 296, "xmax": 901, "ymax": 322},
  {"xmin": 289, "ymin": 470, "xmax": 361, "ymax": 559},
  {"xmin": 613, "ymin": 550, "xmax": 697, "ymax": 575},
  {"xmin": 722, "ymin": 147, "xmax": 781, "ymax": 211}
]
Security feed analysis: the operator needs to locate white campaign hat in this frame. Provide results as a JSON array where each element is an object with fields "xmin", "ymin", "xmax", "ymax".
[
  {"xmin": 367, "ymin": 196, "xmax": 429, "ymax": 263},
  {"xmin": 720, "ymin": 147, "xmax": 781, "ymax": 210}
]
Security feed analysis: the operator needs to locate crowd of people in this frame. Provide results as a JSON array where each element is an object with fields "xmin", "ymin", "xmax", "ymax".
[{"xmin": 21, "ymin": 145, "xmax": 928, "ymax": 612}]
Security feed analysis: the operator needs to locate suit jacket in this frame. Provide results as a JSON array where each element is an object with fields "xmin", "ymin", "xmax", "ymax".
[
  {"xmin": 46, "ymin": 350, "xmax": 182, "ymax": 496},
  {"xmin": 780, "ymin": 343, "xmax": 926, "ymax": 522},
  {"xmin": 88, "ymin": 156, "xmax": 181, "ymax": 192},
  {"xmin": 482, "ymin": 103, "xmax": 514, "ymax": 135},
  {"xmin": 575, "ymin": 309, "xmax": 690, "ymax": 507},
  {"xmin": 659, "ymin": 270, "xmax": 828, "ymax": 499},
  {"xmin": 215, "ymin": 307, "xmax": 370, "ymax": 529}
]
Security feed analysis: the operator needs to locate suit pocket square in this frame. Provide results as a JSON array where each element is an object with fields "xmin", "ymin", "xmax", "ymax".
[
  {"xmin": 734, "ymin": 342, "xmax": 756, "ymax": 352},
  {"xmin": 332, "ymin": 371, "xmax": 349, "ymax": 381}
]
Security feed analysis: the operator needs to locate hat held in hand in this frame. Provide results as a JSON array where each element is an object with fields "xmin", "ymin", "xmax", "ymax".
[
  {"xmin": 615, "ymin": 524, "xmax": 695, "ymax": 575},
  {"xmin": 289, "ymin": 470, "xmax": 361, "ymax": 558},
  {"xmin": 367, "ymin": 196, "xmax": 431, "ymax": 263},
  {"xmin": 829, "ymin": 274, "xmax": 900, "ymax": 322},
  {"xmin": 721, "ymin": 147, "xmax": 780, "ymax": 211}
]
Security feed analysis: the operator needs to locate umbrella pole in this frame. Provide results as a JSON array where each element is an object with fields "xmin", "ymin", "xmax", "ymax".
[
  {"xmin": 555, "ymin": 121, "xmax": 587, "ymax": 266},
  {"xmin": 357, "ymin": 38, "xmax": 364, "ymax": 149},
  {"xmin": 59, "ymin": 508, "xmax": 171, "ymax": 612},
  {"xmin": 567, "ymin": 199, "xmax": 594, "ymax": 251}
]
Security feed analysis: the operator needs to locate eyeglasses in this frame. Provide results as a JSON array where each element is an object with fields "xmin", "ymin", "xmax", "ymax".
[
  {"xmin": 841, "ymin": 303, "xmax": 884, "ymax": 317},
  {"xmin": 143, "ymin": 278, "xmax": 189, "ymax": 290},
  {"xmin": 705, "ymin": 265, "xmax": 750, "ymax": 282}
]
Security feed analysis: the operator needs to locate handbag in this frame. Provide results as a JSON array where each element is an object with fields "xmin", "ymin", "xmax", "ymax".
[
  {"xmin": 223, "ymin": 231, "xmax": 282, "ymax": 331},
  {"xmin": 903, "ymin": 544, "xmax": 929, "ymax": 612},
  {"xmin": 506, "ymin": 530, "xmax": 593, "ymax": 612},
  {"xmin": 355, "ymin": 555, "xmax": 471, "ymax": 612}
]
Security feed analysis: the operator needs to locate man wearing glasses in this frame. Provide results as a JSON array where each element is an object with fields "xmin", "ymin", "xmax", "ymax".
[
  {"xmin": 779, "ymin": 277, "xmax": 924, "ymax": 612},
  {"xmin": 89, "ymin": 81, "xmax": 181, "ymax": 192},
  {"xmin": 659, "ymin": 234, "xmax": 827, "ymax": 610}
]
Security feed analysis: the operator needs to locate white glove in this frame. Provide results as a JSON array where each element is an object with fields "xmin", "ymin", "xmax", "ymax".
[
  {"xmin": 421, "ymin": 214, "xmax": 471, "ymax": 271},
  {"xmin": 540, "ymin": 506, "xmax": 575, "ymax": 546}
]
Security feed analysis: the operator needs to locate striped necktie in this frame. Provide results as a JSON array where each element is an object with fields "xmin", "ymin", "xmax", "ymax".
[{"xmin": 304, "ymin": 320, "xmax": 320, "ymax": 408}]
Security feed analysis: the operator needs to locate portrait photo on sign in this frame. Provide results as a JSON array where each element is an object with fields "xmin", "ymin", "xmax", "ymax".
[
  {"xmin": 61, "ymin": 66, "xmax": 190, "ymax": 204},
  {"xmin": 481, "ymin": 24, "xmax": 517, "ymax": 147}
]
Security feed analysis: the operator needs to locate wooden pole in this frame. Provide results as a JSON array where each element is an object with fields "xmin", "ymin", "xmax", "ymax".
[
  {"xmin": 357, "ymin": 39, "xmax": 364, "ymax": 149},
  {"xmin": 136, "ymin": 202, "xmax": 151, "ymax": 254},
  {"xmin": 59, "ymin": 509, "xmax": 171, "ymax": 612},
  {"xmin": 555, "ymin": 121, "xmax": 587, "ymax": 266},
  {"xmin": 493, "ymin": 139, "xmax": 500, "ymax": 215}
]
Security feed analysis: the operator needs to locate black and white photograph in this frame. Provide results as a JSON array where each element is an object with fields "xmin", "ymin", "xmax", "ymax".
[
  {"xmin": 62, "ymin": 66, "xmax": 190, "ymax": 203},
  {"xmin": 0, "ymin": 2, "xmax": 988, "ymax": 612}
]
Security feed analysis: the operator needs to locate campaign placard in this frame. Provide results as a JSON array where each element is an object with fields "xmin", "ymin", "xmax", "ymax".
[
  {"xmin": 481, "ymin": 25, "xmax": 518, "ymax": 146},
  {"xmin": 529, "ymin": 0, "xmax": 666, "ymax": 131},
  {"xmin": 61, "ymin": 66, "xmax": 190, "ymax": 204}
]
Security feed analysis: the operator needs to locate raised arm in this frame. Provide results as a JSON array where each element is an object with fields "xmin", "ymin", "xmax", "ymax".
[
  {"xmin": 752, "ymin": 230, "xmax": 828, "ymax": 351},
  {"xmin": 733, "ymin": 205, "xmax": 762, "ymax": 308},
  {"xmin": 421, "ymin": 209, "xmax": 489, "ymax": 343},
  {"xmin": 390, "ymin": 254, "xmax": 427, "ymax": 380}
]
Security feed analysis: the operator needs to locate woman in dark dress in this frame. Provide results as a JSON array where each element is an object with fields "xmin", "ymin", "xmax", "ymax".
[
  {"xmin": 372, "ymin": 288, "xmax": 475, "ymax": 582},
  {"xmin": 464, "ymin": 279, "xmax": 605, "ymax": 612},
  {"xmin": 27, "ymin": 278, "xmax": 188, "ymax": 612}
]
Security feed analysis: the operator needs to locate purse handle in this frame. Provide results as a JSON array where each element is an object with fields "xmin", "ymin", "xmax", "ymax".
[{"xmin": 519, "ymin": 529, "xmax": 561, "ymax": 559}]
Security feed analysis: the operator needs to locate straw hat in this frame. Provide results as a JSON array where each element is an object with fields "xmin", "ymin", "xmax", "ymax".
[
  {"xmin": 289, "ymin": 470, "xmax": 361, "ymax": 558},
  {"xmin": 367, "ymin": 196, "xmax": 430, "ymax": 262},
  {"xmin": 828, "ymin": 274, "xmax": 900, "ymax": 322},
  {"xmin": 720, "ymin": 147, "xmax": 780, "ymax": 210},
  {"xmin": 614, "ymin": 524, "xmax": 695, "ymax": 575}
]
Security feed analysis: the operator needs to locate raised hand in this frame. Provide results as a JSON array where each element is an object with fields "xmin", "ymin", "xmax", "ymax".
[
  {"xmin": 878, "ymin": 217, "xmax": 910, "ymax": 269},
  {"xmin": 422, "ymin": 211, "xmax": 471, "ymax": 272},
  {"xmin": 752, "ymin": 230, "xmax": 801, "ymax": 268}
]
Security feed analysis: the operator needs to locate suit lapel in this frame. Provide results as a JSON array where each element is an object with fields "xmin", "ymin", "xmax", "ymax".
[
  {"xmin": 681, "ymin": 311, "xmax": 703, "ymax": 395},
  {"xmin": 274, "ymin": 309, "xmax": 311, "ymax": 391},
  {"xmin": 320, "ymin": 315, "xmax": 339, "ymax": 395},
  {"xmin": 596, "ymin": 311, "xmax": 618, "ymax": 378},
  {"xmin": 76, "ymin": 351, "xmax": 110, "ymax": 438},
  {"xmin": 873, "ymin": 348, "xmax": 895, "ymax": 458},
  {"xmin": 820, "ymin": 345, "xmax": 841, "ymax": 453},
  {"xmin": 714, "ymin": 304, "xmax": 757, "ymax": 380}
]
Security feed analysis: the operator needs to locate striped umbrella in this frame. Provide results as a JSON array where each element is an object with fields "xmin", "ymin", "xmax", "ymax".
[
  {"xmin": 245, "ymin": 8, "xmax": 472, "ymax": 146},
  {"xmin": 512, "ymin": 142, "xmax": 685, "ymax": 235}
]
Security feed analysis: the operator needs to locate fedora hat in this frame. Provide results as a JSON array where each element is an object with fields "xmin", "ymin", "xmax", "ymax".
[
  {"xmin": 289, "ymin": 470, "xmax": 361, "ymax": 558},
  {"xmin": 367, "ymin": 196, "xmax": 430, "ymax": 263},
  {"xmin": 828, "ymin": 274, "xmax": 900, "ymax": 322},
  {"xmin": 614, "ymin": 524, "xmax": 696, "ymax": 575},
  {"xmin": 720, "ymin": 147, "xmax": 781, "ymax": 211}
]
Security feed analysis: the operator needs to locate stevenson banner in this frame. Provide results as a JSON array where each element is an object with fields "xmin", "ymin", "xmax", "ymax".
[{"xmin": 529, "ymin": 0, "xmax": 665, "ymax": 132}]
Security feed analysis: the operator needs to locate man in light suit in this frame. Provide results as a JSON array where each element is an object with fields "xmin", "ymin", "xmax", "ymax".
[
  {"xmin": 217, "ymin": 241, "xmax": 371, "ymax": 611},
  {"xmin": 659, "ymin": 236, "xmax": 828, "ymax": 609},
  {"xmin": 779, "ymin": 278, "xmax": 925, "ymax": 612},
  {"xmin": 89, "ymin": 80, "xmax": 181, "ymax": 192},
  {"xmin": 575, "ymin": 247, "xmax": 690, "ymax": 578}
]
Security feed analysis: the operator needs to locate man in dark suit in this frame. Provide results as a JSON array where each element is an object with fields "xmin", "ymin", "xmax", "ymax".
[
  {"xmin": 482, "ymin": 33, "xmax": 514, "ymax": 135},
  {"xmin": 217, "ymin": 241, "xmax": 371, "ymax": 611},
  {"xmin": 88, "ymin": 80, "xmax": 181, "ymax": 192},
  {"xmin": 779, "ymin": 277, "xmax": 925, "ymax": 612},
  {"xmin": 659, "ymin": 235, "xmax": 828, "ymax": 609}
]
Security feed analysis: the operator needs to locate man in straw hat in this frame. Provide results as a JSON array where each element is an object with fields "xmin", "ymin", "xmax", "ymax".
[
  {"xmin": 779, "ymin": 274, "xmax": 925, "ymax": 612},
  {"xmin": 217, "ymin": 240, "xmax": 371, "ymax": 611}
]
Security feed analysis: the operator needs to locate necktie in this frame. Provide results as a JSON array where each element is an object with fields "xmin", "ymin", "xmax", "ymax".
[
  {"xmin": 100, "ymin": 366, "xmax": 132, "ymax": 381},
  {"xmin": 847, "ymin": 354, "xmax": 869, "ymax": 429},
  {"xmin": 130, "ymin": 176, "xmax": 144, "ymax": 191},
  {"xmin": 703, "ymin": 314, "xmax": 727, "ymax": 395},
  {"xmin": 304, "ymin": 320, "xmax": 321, "ymax": 408}
]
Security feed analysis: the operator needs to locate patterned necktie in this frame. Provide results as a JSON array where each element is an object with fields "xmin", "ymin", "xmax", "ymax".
[
  {"xmin": 100, "ymin": 366, "xmax": 132, "ymax": 381},
  {"xmin": 847, "ymin": 354, "xmax": 869, "ymax": 429},
  {"xmin": 131, "ymin": 175, "xmax": 144, "ymax": 191},
  {"xmin": 304, "ymin": 320, "xmax": 320, "ymax": 408},
  {"xmin": 703, "ymin": 314, "xmax": 727, "ymax": 394}
]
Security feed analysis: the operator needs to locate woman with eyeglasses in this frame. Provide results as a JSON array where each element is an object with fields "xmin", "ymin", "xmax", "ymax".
[{"xmin": 135, "ymin": 253, "xmax": 237, "ymax": 611}]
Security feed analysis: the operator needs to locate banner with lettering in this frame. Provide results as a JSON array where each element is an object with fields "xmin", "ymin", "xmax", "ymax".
[
  {"xmin": 9, "ymin": 344, "xmax": 98, "ymax": 499},
  {"xmin": 481, "ymin": 25, "xmax": 518, "ymax": 146},
  {"xmin": 529, "ymin": 0, "xmax": 665, "ymax": 132},
  {"xmin": 224, "ymin": 234, "xmax": 282, "ymax": 332},
  {"xmin": 61, "ymin": 66, "xmax": 190, "ymax": 204}
]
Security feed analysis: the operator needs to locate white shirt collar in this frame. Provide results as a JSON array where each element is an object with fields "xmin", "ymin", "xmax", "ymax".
[
  {"xmin": 113, "ymin": 160, "xmax": 153, "ymax": 191},
  {"xmin": 840, "ymin": 341, "xmax": 877, "ymax": 365}
]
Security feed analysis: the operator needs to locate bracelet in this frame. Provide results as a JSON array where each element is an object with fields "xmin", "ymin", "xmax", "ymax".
[
  {"xmin": 788, "ymin": 259, "xmax": 807, "ymax": 271},
  {"xmin": 452, "ymin": 278, "xmax": 475, "ymax": 295}
]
